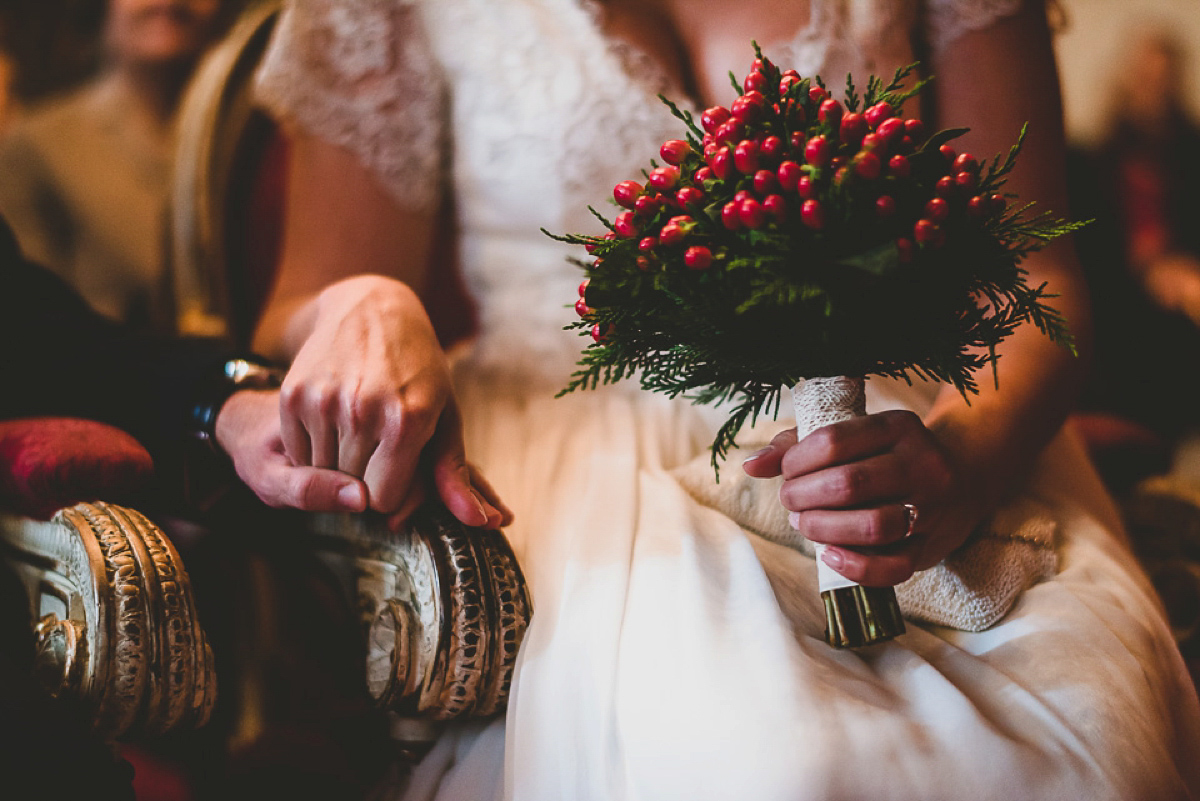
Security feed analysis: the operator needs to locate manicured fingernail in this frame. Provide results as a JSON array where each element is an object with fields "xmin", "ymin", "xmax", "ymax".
[
  {"xmin": 788, "ymin": 511, "xmax": 801, "ymax": 530},
  {"xmin": 337, "ymin": 483, "xmax": 365, "ymax": 510},
  {"xmin": 742, "ymin": 446, "xmax": 772, "ymax": 464},
  {"xmin": 470, "ymin": 491, "xmax": 489, "ymax": 523},
  {"xmin": 821, "ymin": 548, "xmax": 844, "ymax": 570}
]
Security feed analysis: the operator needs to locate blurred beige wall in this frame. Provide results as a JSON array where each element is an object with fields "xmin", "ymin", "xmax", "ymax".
[{"xmin": 1056, "ymin": 0, "xmax": 1200, "ymax": 145}]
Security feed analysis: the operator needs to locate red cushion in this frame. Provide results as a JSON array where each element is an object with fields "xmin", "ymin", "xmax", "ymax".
[{"xmin": 0, "ymin": 418, "xmax": 154, "ymax": 520}]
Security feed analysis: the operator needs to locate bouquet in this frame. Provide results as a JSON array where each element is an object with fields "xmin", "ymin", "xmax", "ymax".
[{"xmin": 546, "ymin": 48, "xmax": 1079, "ymax": 648}]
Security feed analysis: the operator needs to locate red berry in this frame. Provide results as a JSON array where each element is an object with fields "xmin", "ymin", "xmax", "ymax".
[
  {"xmin": 638, "ymin": 236, "xmax": 657, "ymax": 252},
  {"xmin": 660, "ymin": 139, "xmax": 691, "ymax": 166},
  {"xmin": 990, "ymin": 194, "xmax": 1007, "ymax": 214},
  {"xmin": 613, "ymin": 180, "xmax": 642, "ymax": 209},
  {"xmin": 740, "ymin": 197, "xmax": 766, "ymax": 229},
  {"xmin": 715, "ymin": 119, "xmax": 744, "ymax": 144},
  {"xmin": 590, "ymin": 257, "xmax": 604, "ymax": 270},
  {"xmin": 694, "ymin": 166, "xmax": 714, "ymax": 184},
  {"xmin": 732, "ymin": 189, "xmax": 752, "ymax": 205},
  {"xmin": 777, "ymin": 160, "xmax": 803, "ymax": 191},
  {"xmin": 935, "ymin": 175, "xmax": 957, "ymax": 197},
  {"xmin": 818, "ymin": 98, "xmax": 843, "ymax": 126},
  {"xmin": 896, "ymin": 237, "xmax": 915, "ymax": 263},
  {"xmin": 796, "ymin": 174, "xmax": 815, "ymax": 199},
  {"xmin": 853, "ymin": 151, "xmax": 882, "ymax": 180},
  {"xmin": 939, "ymin": 144, "xmax": 957, "ymax": 163},
  {"xmin": 833, "ymin": 166, "xmax": 851, "ymax": 187},
  {"xmin": 634, "ymin": 194, "xmax": 660, "ymax": 216},
  {"xmin": 701, "ymin": 106, "xmax": 731, "ymax": 134},
  {"xmin": 760, "ymin": 135, "xmax": 785, "ymax": 163},
  {"xmin": 754, "ymin": 169, "xmax": 778, "ymax": 194},
  {"xmin": 575, "ymin": 297, "xmax": 592, "ymax": 317},
  {"xmin": 875, "ymin": 194, "xmax": 896, "ymax": 218},
  {"xmin": 668, "ymin": 214, "xmax": 693, "ymax": 226},
  {"xmin": 648, "ymin": 166, "xmax": 680, "ymax": 191},
  {"xmin": 734, "ymin": 139, "xmax": 760, "ymax": 173},
  {"xmin": 659, "ymin": 224, "xmax": 685, "ymax": 246},
  {"xmin": 590, "ymin": 323, "xmax": 610, "ymax": 343},
  {"xmin": 924, "ymin": 197, "xmax": 950, "ymax": 222},
  {"xmin": 876, "ymin": 117, "xmax": 905, "ymax": 142},
  {"xmin": 763, "ymin": 194, "xmax": 787, "ymax": 224},
  {"xmin": 809, "ymin": 85, "xmax": 829, "ymax": 103},
  {"xmin": 731, "ymin": 91, "xmax": 767, "ymax": 122},
  {"xmin": 712, "ymin": 147, "xmax": 734, "ymax": 180},
  {"xmin": 840, "ymin": 112, "xmax": 868, "ymax": 144},
  {"xmin": 614, "ymin": 211, "xmax": 639, "ymax": 237},
  {"xmin": 805, "ymin": 135, "xmax": 832, "ymax": 167},
  {"xmin": 790, "ymin": 131, "xmax": 806, "ymax": 152},
  {"xmin": 801, "ymin": 198, "xmax": 825, "ymax": 229},
  {"xmin": 779, "ymin": 74, "xmax": 800, "ymax": 95},
  {"xmin": 578, "ymin": 279, "xmax": 589, "ymax": 297},
  {"xmin": 861, "ymin": 133, "xmax": 887, "ymax": 153},
  {"xmin": 955, "ymin": 170, "xmax": 978, "ymax": 192},
  {"xmin": 636, "ymin": 255, "xmax": 652, "ymax": 271},
  {"xmin": 966, "ymin": 195, "xmax": 989, "ymax": 219},
  {"xmin": 721, "ymin": 201, "xmax": 742, "ymax": 230},
  {"xmin": 903, "ymin": 118, "xmax": 925, "ymax": 140},
  {"xmin": 887, "ymin": 154, "xmax": 910, "ymax": 177},
  {"xmin": 952, "ymin": 153, "xmax": 978, "ymax": 173},
  {"xmin": 864, "ymin": 101, "xmax": 894, "ymax": 128},
  {"xmin": 684, "ymin": 245, "xmax": 713, "ymax": 270},
  {"xmin": 743, "ymin": 70, "xmax": 768, "ymax": 93},
  {"xmin": 914, "ymin": 218, "xmax": 944, "ymax": 247},
  {"xmin": 676, "ymin": 186, "xmax": 704, "ymax": 207},
  {"xmin": 703, "ymin": 141, "xmax": 719, "ymax": 160}
]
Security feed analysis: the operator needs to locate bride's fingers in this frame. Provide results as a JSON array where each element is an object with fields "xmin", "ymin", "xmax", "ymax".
[
  {"xmin": 820, "ymin": 538, "xmax": 924, "ymax": 587},
  {"xmin": 741, "ymin": 428, "xmax": 799, "ymax": 478},
  {"xmin": 782, "ymin": 410, "xmax": 921, "ymax": 479},
  {"xmin": 789, "ymin": 504, "xmax": 915, "ymax": 547},
  {"xmin": 779, "ymin": 451, "xmax": 909, "ymax": 511},
  {"xmin": 467, "ymin": 464, "xmax": 514, "ymax": 528}
]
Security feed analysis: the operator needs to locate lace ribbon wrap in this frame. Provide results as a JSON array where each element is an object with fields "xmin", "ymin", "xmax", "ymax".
[{"xmin": 789, "ymin": 377, "xmax": 867, "ymax": 592}]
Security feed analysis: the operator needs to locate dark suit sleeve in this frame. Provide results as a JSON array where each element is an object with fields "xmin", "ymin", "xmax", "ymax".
[{"xmin": 0, "ymin": 217, "xmax": 229, "ymax": 467}]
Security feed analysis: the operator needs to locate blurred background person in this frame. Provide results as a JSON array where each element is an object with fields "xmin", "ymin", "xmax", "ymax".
[
  {"xmin": 1069, "ymin": 28, "xmax": 1200, "ymax": 492},
  {"xmin": 0, "ymin": 0, "xmax": 237, "ymax": 331}
]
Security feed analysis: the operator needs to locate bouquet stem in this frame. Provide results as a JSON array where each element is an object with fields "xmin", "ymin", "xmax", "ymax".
[{"xmin": 792, "ymin": 376, "xmax": 905, "ymax": 648}]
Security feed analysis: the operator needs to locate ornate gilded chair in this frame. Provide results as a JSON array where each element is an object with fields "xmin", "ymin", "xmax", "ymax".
[{"xmin": 0, "ymin": 417, "xmax": 216, "ymax": 741}]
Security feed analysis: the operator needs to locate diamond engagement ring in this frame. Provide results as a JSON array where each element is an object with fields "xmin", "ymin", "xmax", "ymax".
[{"xmin": 902, "ymin": 503, "xmax": 919, "ymax": 538}]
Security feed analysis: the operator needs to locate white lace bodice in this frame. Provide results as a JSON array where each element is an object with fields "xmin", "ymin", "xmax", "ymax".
[{"xmin": 256, "ymin": 0, "xmax": 1020, "ymax": 384}]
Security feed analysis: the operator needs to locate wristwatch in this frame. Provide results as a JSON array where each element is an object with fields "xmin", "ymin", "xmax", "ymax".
[{"xmin": 190, "ymin": 357, "xmax": 285, "ymax": 450}]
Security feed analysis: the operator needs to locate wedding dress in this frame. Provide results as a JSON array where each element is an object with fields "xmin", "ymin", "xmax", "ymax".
[{"xmin": 256, "ymin": 1, "xmax": 1200, "ymax": 799}]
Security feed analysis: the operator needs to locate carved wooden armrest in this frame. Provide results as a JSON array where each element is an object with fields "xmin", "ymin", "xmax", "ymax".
[
  {"xmin": 0, "ymin": 502, "xmax": 216, "ymax": 740},
  {"xmin": 306, "ymin": 507, "xmax": 531, "ymax": 731}
]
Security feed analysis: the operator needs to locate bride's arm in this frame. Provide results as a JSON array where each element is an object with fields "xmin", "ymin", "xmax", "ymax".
[
  {"xmin": 746, "ymin": 0, "xmax": 1090, "ymax": 585},
  {"xmin": 253, "ymin": 131, "xmax": 510, "ymax": 529}
]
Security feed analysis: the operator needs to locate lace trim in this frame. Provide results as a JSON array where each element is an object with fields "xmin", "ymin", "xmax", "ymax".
[
  {"xmin": 925, "ymin": 0, "xmax": 1024, "ymax": 51},
  {"xmin": 255, "ymin": 0, "xmax": 446, "ymax": 211}
]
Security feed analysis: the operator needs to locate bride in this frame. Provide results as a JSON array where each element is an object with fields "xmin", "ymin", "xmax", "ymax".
[{"xmin": 252, "ymin": 0, "xmax": 1200, "ymax": 798}]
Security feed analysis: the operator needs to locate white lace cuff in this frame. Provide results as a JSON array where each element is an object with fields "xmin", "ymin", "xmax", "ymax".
[{"xmin": 255, "ymin": 0, "xmax": 447, "ymax": 211}]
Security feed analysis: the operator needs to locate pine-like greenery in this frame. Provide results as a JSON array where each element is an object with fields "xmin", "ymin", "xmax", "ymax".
[{"xmin": 546, "ymin": 51, "xmax": 1082, "ymax": 472}]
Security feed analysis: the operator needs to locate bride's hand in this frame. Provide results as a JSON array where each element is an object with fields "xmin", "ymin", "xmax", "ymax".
[
  {"xmin": 279, "ymin": 275, "xmax": 511, "ymax": 528},
  {"xmin": 743, "ymin": 410, "xmax": 976, "ymax": 586}
]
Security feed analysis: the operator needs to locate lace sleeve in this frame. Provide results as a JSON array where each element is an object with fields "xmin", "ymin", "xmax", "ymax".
[
  {"xmin": 255, "ymin": 0, "xmax": 447, "ymax": 211},
  {"xmin": 923, "ymin": 0, "xmax": 1024, "ymax": 52}
]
